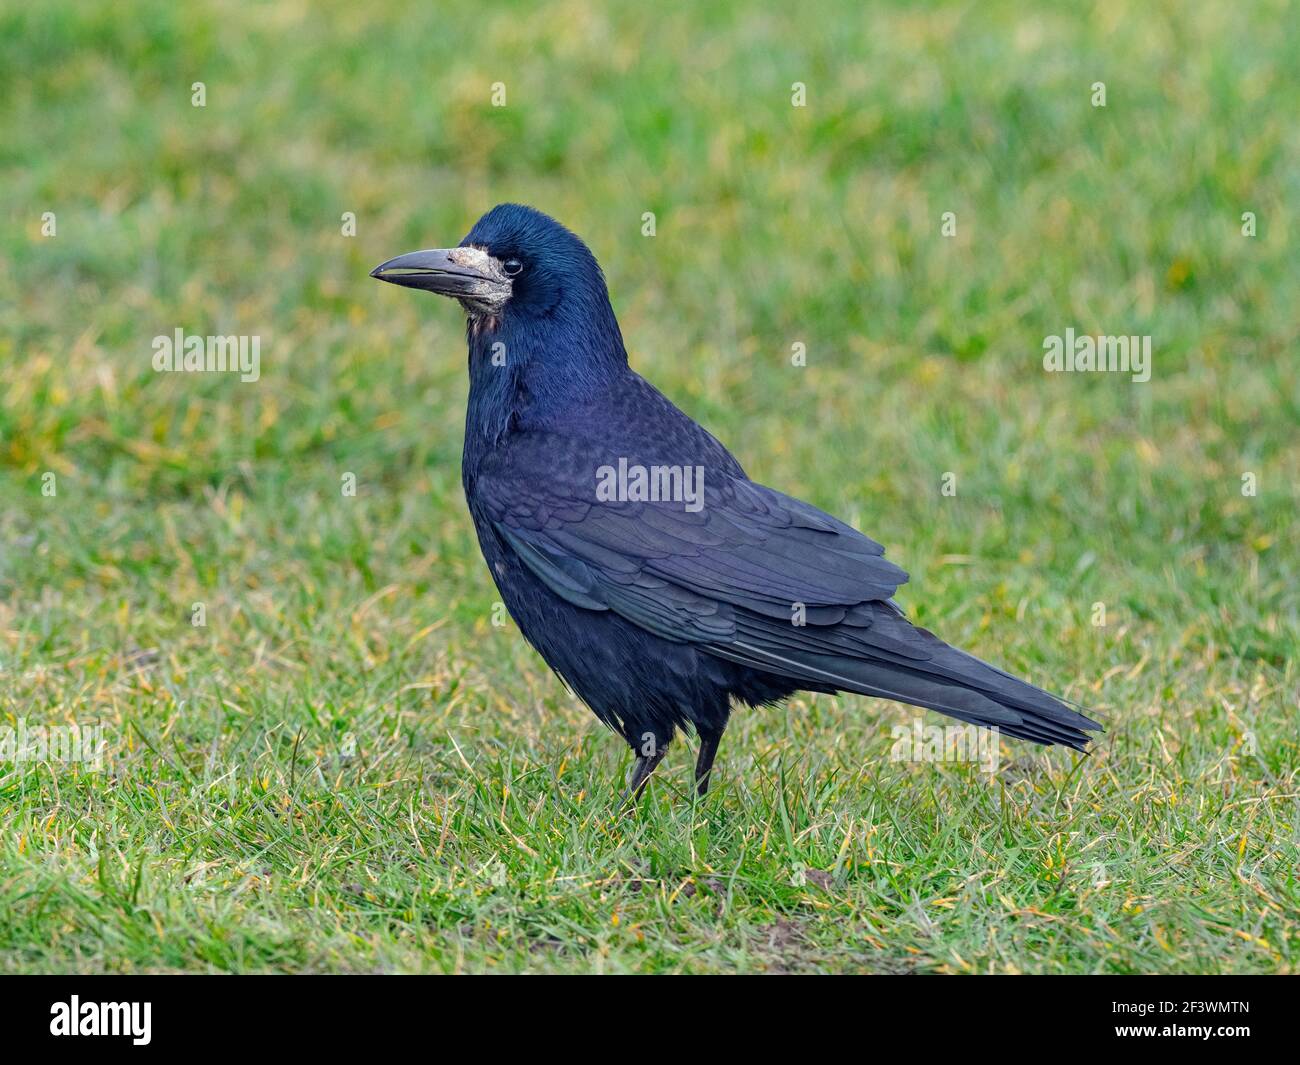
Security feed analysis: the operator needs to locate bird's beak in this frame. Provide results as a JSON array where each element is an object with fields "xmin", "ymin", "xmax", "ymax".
[{"xmin": 369, "ymin": 246, "xmax": 511, "ymax": 307}]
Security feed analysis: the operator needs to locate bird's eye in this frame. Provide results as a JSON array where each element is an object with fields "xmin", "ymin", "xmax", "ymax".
[{"xmin": 502, "ymin": 258, "xmax": 523, "ymax": 277}]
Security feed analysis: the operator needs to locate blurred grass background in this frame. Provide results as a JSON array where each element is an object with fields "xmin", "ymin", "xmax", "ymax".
[{"xmin": 0, "ymin": 0, "xmax": 1296, "ymax": 972}]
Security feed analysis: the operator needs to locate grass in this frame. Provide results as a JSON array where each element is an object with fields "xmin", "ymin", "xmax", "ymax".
[{"xmin": 0, "ymin": 0, "xmax": 1297, "ymax": 973}]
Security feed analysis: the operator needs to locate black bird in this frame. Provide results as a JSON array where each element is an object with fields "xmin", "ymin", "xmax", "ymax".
[{"xmin": 372, "ymin": 204, "xmax": 1100, "ymax": 800}]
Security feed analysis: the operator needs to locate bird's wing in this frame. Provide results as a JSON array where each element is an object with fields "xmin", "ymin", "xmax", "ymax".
[
  {"xmin": 476, "ymin": 441, "xmax": 1100, "ymax": 748},
  {"xmin": 479, "ymin": 456, "xmax": 908, "ymax": 633}
]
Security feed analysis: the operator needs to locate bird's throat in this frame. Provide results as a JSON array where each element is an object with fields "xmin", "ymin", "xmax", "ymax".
[{"xmin": 463, "ymin": 313, "xmax": 627, "ymax": 443}]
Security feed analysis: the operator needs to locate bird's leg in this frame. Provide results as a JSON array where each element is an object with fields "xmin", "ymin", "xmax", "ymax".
[
  {"xmin": 694, "ymin": 730, "xmax": 722, "ymax": 796},
  {"xmin": 621, "ymin": 747, "xmax": 666, "ymax": 806}
]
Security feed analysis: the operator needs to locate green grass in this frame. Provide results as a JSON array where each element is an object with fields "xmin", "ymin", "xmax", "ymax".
[{"xmin": 1, "ymin": 0, "xmax": 1297, "ymax": 973}]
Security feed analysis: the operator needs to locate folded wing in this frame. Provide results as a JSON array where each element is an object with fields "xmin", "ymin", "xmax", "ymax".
[{"xmin": 479, "ymin": 452, "xmax": 1100, "ymax": 749}]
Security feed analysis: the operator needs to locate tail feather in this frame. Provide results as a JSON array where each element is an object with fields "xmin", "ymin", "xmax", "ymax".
[{"xmin": 712, "ymin": 613, "xmax": 1103, "ymax": 752}]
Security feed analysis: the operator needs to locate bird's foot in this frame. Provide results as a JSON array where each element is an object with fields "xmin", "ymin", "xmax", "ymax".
[
  {"xmin": 619, "ymin": 749, "xmax": 666, "ymax": 809},
  {"xmin": 694, "ymin": 731, "xmax": 722, "ymax": 797}
]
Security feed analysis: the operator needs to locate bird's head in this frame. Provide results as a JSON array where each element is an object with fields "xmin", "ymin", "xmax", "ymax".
[
  {"xmin": 372, "ymin": 205, "xmax": 628, "ymax": 408},
  {"xmin": 370, "ymin": 204, "xmax": 615, "ymax": 333}
]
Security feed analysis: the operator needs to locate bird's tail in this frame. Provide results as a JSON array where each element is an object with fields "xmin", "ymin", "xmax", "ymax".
[
  {"xmin": 805, "ymin": 645, "xmax": 1099, "ymax": 749},
  {"xmin": 716, "ymin": 605, "xmax": 1102, "ymax": 750}
]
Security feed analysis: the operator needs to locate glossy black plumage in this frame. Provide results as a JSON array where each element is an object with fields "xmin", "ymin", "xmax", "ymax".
[{"xmin": 374, "ymin": 204, "xmax": 1101, "ymax": 797}]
